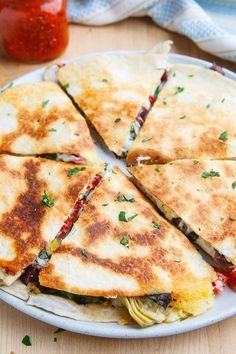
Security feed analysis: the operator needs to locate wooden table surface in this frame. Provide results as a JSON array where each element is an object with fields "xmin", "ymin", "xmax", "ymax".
[{"xmin": 1, "ymin": 18, "xmax": 236, "ymax": 354}]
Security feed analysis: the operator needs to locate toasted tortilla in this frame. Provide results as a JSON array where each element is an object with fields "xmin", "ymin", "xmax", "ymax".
[
  {"xmin": 40, "ymin": 167, "xmax": 215, "ymax": 312},
  {"xmin": 127, "ymin": 64, "xmax": 236, "ymax": 164},
  {"xmin": 0, "ymin": 81, "xmax": 98, "ymax": 164},
  {"xmin": 129, "ymin": 160, "xmax": 236, "ymax": 266},
  {"xmin": 0, "ymin": 155, "xmax": 99, "ymax": 286},
  {"xmin": 57, "ymin": 49, "xmax": 171, "ymax": 156}
]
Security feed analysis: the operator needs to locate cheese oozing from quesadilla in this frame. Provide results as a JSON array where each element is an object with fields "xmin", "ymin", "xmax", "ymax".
[
  {"xmin": 127, "ymin": 64, "xmax": 236, "ymax": 164},
  {"xmin": 0, "ymin": 82, "xmax": 98, "ymax": 165},
  {"xmin": 128, "ymin": 161, "xmax": 236, "ymax": 289},
  {"xmin": 56, "ymin": 50, "xmax": 171, "ymax": 157},
  {"xmin": 0, "ymin": 155, "xmax": 100, "ymax": 286},
  {"xmin": 39, "ymin": 167, "xmax": 215, "ymax": 327}
]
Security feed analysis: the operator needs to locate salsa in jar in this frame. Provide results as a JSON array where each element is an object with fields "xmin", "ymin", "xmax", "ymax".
[{"xmin": 0, "ymin": 0, "xmax": 68, "ymax": 62}]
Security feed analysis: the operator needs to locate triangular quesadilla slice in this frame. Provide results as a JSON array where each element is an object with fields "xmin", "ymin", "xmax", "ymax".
[
  {"xmin": 0, "ymin": 155, "xmax": 101, "ymax": 286},
  {"xmin": 0, "ymin": 81, "xmax": 98, "ymax": 164},
  {"xmin": 127, "ymin": 64, "xmax": 236, "ymax": 164},
  {"xmin": 38, "ymin": 167, "xmax": 216, "ymax": 327},
  {"xmin": 128, "ymin": 160, "xmax": 236, "ymax": 291},
  {"xmin": 56, "ymin": 46, "xmax": 171, "ymax": 157}
]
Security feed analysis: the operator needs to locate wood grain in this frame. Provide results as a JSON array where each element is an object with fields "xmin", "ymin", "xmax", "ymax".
[{"xmin": 0, "ymin": 18, "xmax": 236, "ymax": 354}]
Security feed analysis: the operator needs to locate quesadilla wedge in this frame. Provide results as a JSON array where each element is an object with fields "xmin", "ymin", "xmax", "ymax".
[
  {"xmin": 56, "ymin": 44, "xmax": 171, "ymax": 157},
  {"xmin": 38, "ymin": 167, "xmax": 216, "ymax": 327},
  {"xmin": 0, "ymin": 81, "xmax": 98, "ymax": 164},
  {"xmin": 0, "ymin": 155, "xmax": 101, "ymax": 286},
  {"xmin": 128, "ymin": 160, "xmax": 236, "ymax": 291},
  {"xmin": 127, "ymin": 64, "xmax": 236, "ymax": 165}
]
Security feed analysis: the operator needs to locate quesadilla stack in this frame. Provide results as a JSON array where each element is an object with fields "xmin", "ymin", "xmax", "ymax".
[
  {"xmin": 0, "ymin": 81, "xmax": 98, "ymax": 164},
  {"xmin": 0, "ymin": 155, "xmax": 101, "ymax": 286},
  {"xmin": 127, "ymin": 64, "xmax": 236, "ymax": 165},
  {"xmin": 36, "ymin": 167, "xmax": 216, "ymax": 327},
  {"xmin": 56, "ymin": 44, "xmax": 171, "ymax": 157},
  {"xmin": 128, "ymin": 160, "xmax": 236, "ymax": 291}
]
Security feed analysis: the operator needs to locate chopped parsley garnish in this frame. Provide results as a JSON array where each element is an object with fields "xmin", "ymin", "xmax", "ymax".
[
  {"xmin": 174, "ymin": 259, "xmax": 181, "ymax": 263},
  {"xmin": 74, "ymin": 133, "xmax": 80, "ymax": 136},
  {"xmin": 163, "ymin": 99, "xmax": 167, "ymax": 105},
  {"xmin": 81, "ymin": 248, "xmax": 88, "ymax": 257},
  {"xmin": 102, "ymin": 79, "xmax": 108, "ymax": 83},
  {"xmin": 102, "ymin": 203, "xmax": 109, "ymax": 206},
  {"xmin": 206, "ymin": 103, "xmax": 211, "ymax": 109},
  {"xmin": 118, "ymin": 211, "xmax": 138, "ymax": 222},
  {"xmin": 232, "ymin": 181, "xmax": 236, "ymax": 189},
  {"xmin": 179, "ymin": 115, "xmax": 186, "ymax": 119},
  {"xmin": 174, "ymin": 86, "xmax": 184, "ymax": 95},
  {"xmin": 142, "ymin": 137, "xmax": 153, "ymax": 143},
  {"xmin": 63, "ymin": 83, "xmax": 70, "ymax": 89},
  {"xmin": 173, "ymin": 72, "xmax": 176, "ymax": 77},
  {"xmin": 111, "ymin": 169, "xmax": 117, "ymax": 174},
  {"xmin": 48, "ymin": 128, "xmax": 57, "ymax": 132},
  {"xmin": 120, "ymin": 236, "xmax": 129, "ymax": 246},
  {"xmin": 153, "ymin": 85, "xmax": 160, "ymax": 98},
  {"xmin": 153, "ymin": 222, "xmax": 161, "ymax": 229},
  {"xmin": 218, "ymin": 131, "xmax": 228, "ymax": 142},
  {"xmin": 41, "ymin": 191, "xmax": 55, "ymax": 207},
  {"xmin": 188, "ymin": 74, "xmax": 194, "ymax": 77},
  {"xmin": 22, "ymin": 335, "xmax": 32, "ymax": 346},
  {"xmin": 67, "ymin": 167, "xmax": 86, "ymax": 176},
  {"xmin": 221, "ymin": 98, "xmax": 225, "ymax": 103},
  {"xmin": 155, "ymin": 168, "xmax": 161, "ymax": 172},
  {"xmin": 193, "ymin": 160, "xmax": 199, "ymax": 164},
  {"xmin": 116, "ymin": 193, "xmax": 135, "ymax": 202},
  {"xmin": 201, "ymin": 170, "xmax": 220, "ymax": 178},
  {"xmin": 229, "ymin": 217, "xmax": 236, "ymax": 221},
  {"xmin": 42, "ymin": 99, "xmax": 49, "ymax": 108},
  {"xmin": 114, "ymin": 118, "xmax": 121, "ymax": 123},
  {"xmin": 54, "ymin": 328, "xmax": 65, "ymax": 334}
]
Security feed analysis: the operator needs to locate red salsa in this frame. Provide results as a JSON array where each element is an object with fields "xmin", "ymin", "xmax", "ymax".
[{"xmin": 0, "ymin": 0, "xmax": 68, "ymax": 62}]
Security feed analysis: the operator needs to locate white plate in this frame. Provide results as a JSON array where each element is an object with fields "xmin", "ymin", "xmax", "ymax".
[{"xmin": 0, "ymin": 51, "xmax": 236, "ymax": 339}]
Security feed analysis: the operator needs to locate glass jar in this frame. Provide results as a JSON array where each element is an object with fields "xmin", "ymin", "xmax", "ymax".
[{"xmin": 0, "ymin": 0, "xmax": 68, "ymax": 62}]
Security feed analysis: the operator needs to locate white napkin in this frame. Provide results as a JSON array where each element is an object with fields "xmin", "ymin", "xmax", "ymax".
[{"xmin": 68, "ymin": 0, "xmax": 236, "ymax": 63}]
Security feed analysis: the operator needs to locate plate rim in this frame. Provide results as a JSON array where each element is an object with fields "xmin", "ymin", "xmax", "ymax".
[{"xmin": 1, "ymin": 50, "xmax": 236, "ymax": 339}]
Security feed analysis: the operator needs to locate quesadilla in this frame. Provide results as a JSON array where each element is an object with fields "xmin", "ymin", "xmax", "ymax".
[
  {"xmin": 0, "ymin": 81, "xmax": 98, "ymax": 164},
  {"xmin": 128, "ymin": 160, "xmax": 236, "ymax": 291},
  {"xmin": 56, "ymin": 43, "xmax": 171, "ymax": 157},
  {"xmin": 37, "ymin": 167, "xmax": 216, "ymax": 327},
  {"xmin": 0, "ymin": 155, "xmax": 101, "ymax": 286},
  {"xmin": 127, "ymin": 64, "xmax": 236, "ymax": 164}
]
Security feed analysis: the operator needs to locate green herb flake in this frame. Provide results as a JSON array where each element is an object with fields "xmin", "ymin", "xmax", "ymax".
[
  {"xmin": 22, "ymin": 335, "xmax": 32, "ymax": 346},
  {"xmin": 74, "ymin": 133, "xmax": 80, "ymax": 136},
  {"xmin": 116, "ymin": 194, "xmax": 135, "ymax": 203},
  {"xmin": 42, "ymin": 99, "xmax": 49, "ymax": 108},
  {"xmin": 201, "ymin": 170, "xmax": 220, "ymax": 178},
  {"xmin": 41, "ymin": 191, "xmax": 55, "ymax": 208},
  {"xmin": 206, "ymin": 103, "xmax": 211, "ymax": 109},
  {"xmin": 102, "ymin": 79, "xmax": 108, "ymax": 83},
  {"xmin": 118, "ymin": 211, "xmax": 138, "ymax": 222},
  {"xmin": 48, "ymin": 128, "xmax": 57, "ymax": 132},
  {"xmin": 63, "ymin": 83, "xmax": 70, "ymax": 89},
  {"xmin": 155, "ymin": 168, "xmax": 161, "ymax": 172},
  {"xmin": 81, "ymin": 248, "xmax": 88, "ymax": 257},
  {"xmin": 221, "ymin": 98, "xmax": 225, "ymax": 103},
  {"xmin": 142, "ymin": 137, "xmax": 153, "ymax": 143},
  {"xmin": 179, "ymin": 115, "xmax": 186, "ymax": 120},
  {"xmin": 162, "ymin": 99, "xmax": 167, "ymax": 105},
  {"xmin": 114, "ymin": 118, "xmax": 121, "ymax": 123},
  {"xmin": 174, "ymin": 87, "xmax": 184, "ymax": 95},
  {"xmin": 232, "ymin": 181, "xmax": 236, "ymax": 189},
  {"xmin": 120, "ymin": 236, "xmax": 129, "ymax": 247},
  {"xmin": 67, "ymin": 167, "xmax": 86, "ymax": 176},
  {"xmin": 229, "ymin": 217, "xmax": 236, "ymax": 221},
  {"xmin": 102, "ymin": 203, "xmax": 109, "ymax": 207},
  {"xmin": 173, "ymin": 72, "xmax": 176, "ymax": 77},
  {"xmin": 188, "ymin": 74, "xmax": 194, "ymax": 77},
  {"xmin": 54, "ymin": 328, "xmax": 65, "ymax": 334},
  {"xmin": 193, "ymin": 160, "xmax": 199, "ymax": 164},
  {"xmin": 220, "ymin": 217, "xmax": 224, "ymax": 221},
  {"xmin": 111, "ymin": 169, "xmax": 117, "ymax": 174},
  {"xmin": 153, "ymin": 222, "xmax": 161, "ymax": 229},
  {"xmin": 174, "ymin": 259, "xmax": 181, "ymax": 263},
  {"xmin": 218, "ymin": 131, "xmax": 228, "ymax": 142}
]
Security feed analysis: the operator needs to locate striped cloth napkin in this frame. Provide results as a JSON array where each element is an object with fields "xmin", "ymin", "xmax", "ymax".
[{"xmin": 68, "ymin": 0, "xmax": 236, "ymax": 63}]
